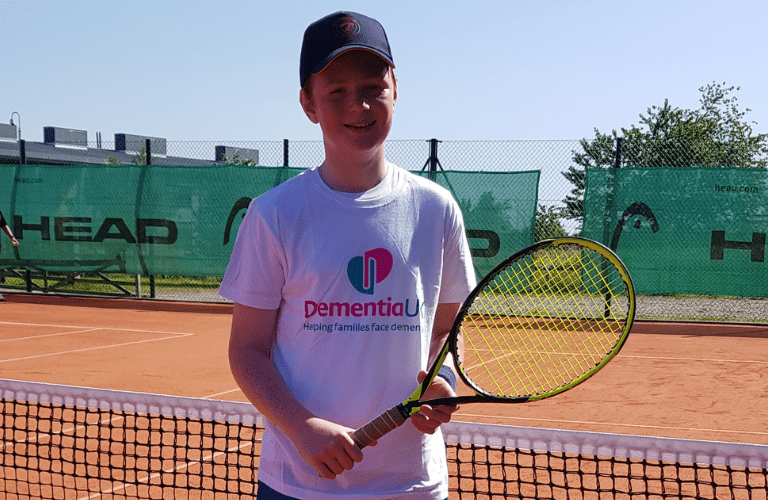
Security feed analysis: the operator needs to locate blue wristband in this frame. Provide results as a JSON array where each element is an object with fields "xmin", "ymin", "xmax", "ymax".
[{"xmin": 436, "ymin": 365, "xmax": 457, "ymax": 391}]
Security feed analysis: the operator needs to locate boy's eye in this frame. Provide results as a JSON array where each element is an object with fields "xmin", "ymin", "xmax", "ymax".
[
  {"xmin": 366, "ymin": 85, "xmax": 386, "ymax": 98},
  {"xmin": 324, "ymin": 83, "xmax": 388, "ymax": 101}
]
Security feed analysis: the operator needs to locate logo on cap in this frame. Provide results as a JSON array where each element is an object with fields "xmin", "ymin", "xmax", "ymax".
[{"xmin": 334, "ymin": 16, "xmax": 360, "ymax": 38}]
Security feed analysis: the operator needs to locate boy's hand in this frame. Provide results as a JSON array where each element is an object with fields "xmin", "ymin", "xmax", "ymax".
[
  {"xmin": 294, "ymin": 417, "xmax": 366, "ymax": 480},
  {"xmin": 411, "ymin": 370, "xmax": 459, "ymax": 435},
  {"xmin": 11, "ymin": 237, "xmax": 18, "ymax": 247}
]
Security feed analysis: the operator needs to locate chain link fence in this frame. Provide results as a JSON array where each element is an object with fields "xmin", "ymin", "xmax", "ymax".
[{"xmin": 1, "ymin": 137, "xmax": 766, "ymax": 323}]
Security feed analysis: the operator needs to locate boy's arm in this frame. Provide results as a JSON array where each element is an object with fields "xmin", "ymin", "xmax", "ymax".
[
  {"xmin": 228, "ymin": 303, "xmax": 363, "ymax": 479},
  {"xmin": 410, "ymin": 302, "xmax": 461, "ymax": 434},
  {"xmin": 1, "ymin": 222, "xmax": 17, "ymax": 245}
]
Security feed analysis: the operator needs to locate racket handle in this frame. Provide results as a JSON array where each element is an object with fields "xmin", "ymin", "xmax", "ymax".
[{"xmin": 351, "ymin": 406, "xmax": 407, "ymax": 449}]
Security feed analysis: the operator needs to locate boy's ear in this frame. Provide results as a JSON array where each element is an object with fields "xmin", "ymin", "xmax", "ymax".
[
  {"xmin": 300, "ymin": 88, "xmax": 319, "ymax": 124},
  {"xmin": 393, "ymin": 81, "xmax": 398, "ymax": 107},
  {"xmin": 393, "ymin": 72, "xmax": 398, "ymax": 102}
]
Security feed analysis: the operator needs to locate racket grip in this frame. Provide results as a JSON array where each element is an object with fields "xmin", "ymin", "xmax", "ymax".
[{"xmin": 350, "ymin": 406, "xmax": 407, "ymax": 449}]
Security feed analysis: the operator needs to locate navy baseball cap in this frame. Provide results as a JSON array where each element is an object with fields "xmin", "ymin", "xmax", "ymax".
[{"xmin": 300, "ymin": 11, "xmax": 394, "ymax": 88}]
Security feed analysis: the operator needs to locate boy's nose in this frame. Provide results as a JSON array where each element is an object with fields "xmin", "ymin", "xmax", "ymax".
[{"xmin": 349, "ymin": 92, "xmax": 371, "ymax": 111}]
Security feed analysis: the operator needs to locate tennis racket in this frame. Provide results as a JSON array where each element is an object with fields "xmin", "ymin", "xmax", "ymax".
[{"xmin": 351, "ymin": 236, "xmax": 635, "ymax": 449}]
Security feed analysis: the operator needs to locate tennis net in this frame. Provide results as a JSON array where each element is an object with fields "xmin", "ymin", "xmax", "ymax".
[{"xmin": 2, "ymin": 378, "xmax": 767, "ymax": 499}]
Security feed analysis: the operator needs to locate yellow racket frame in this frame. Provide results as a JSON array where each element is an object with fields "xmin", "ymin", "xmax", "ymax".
[{"xmin": 351, "ymin": 237, "xmax": 635, "ymax": 448}]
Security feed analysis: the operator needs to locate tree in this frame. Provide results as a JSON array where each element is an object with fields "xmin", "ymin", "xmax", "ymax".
[
  {"xmin": 219, "ymin": 151, "xmax": 257, "ymax": 166},
  {"xmin": 562, "ymin": 133, "xmax": 615, "ymax": 222},
  {"xmin": 535, "ymin": 204, "xmax": 567, "ymax": 241},
  {"xmin": 562, "ymin": 82, "xmax": 768, "ymax": 225},
  {"xmin": 131, "ymin": 143, "xmax": 149, "ymax": 165}
]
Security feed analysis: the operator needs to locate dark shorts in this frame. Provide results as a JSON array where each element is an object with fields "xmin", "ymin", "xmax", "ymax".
[
  {"xmin": 257, "ymin": 481, "xmax": 296, "ymax": 500},
  {"xmin": 257, "ymin": 481, "xmax": 448, "ymax": 500}
]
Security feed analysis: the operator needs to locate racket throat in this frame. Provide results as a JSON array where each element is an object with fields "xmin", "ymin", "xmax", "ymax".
[{"xmin": 395, "ymin": 403, "xmax": 413, "ymax": 420}]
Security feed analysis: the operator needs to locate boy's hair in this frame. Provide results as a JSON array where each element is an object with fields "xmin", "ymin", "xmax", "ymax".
[{"xmin": 300, "ymin": 11, "xmax": 395, "ymax": 88}]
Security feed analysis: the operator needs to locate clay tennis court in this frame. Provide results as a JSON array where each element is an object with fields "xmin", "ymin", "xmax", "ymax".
[{"xmin": 1, "ymin": 292, "xmax": 766, "ymax": 447}]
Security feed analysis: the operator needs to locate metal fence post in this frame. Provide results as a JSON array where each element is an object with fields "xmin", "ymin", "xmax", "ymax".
[
  {"xmin": 283, "ymin": 139, "xmax": 289, "ymax": 167},
  {"xmin": 429, "ymin": 138, "xmax": 439, "ymax": 181},
  {"xmin": 143, "ymin": 138, "xmax": 153, "ymax": 292},
  {"xmin": 602, "ymin": 137, "xmax": 623, "ymax": 247},
  {"xmin": 18, "ymin": 139, "xmax": 27, "ymax": 290},
  {"xmin": 421, "ymin": 138, "xmax": 442, "ymax": 181}
]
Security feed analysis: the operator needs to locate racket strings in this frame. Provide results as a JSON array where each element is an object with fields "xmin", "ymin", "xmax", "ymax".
[{"xmin": 459, "ymin": 243, "xmax": 630, "ymax": 399}]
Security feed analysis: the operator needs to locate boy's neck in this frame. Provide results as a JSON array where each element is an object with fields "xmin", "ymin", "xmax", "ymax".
[{"xmin": 318, "ymin": 147, "xmax": 388, "ymax": 193}]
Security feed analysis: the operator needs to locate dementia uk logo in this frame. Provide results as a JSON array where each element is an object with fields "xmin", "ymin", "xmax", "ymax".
[
  {"xmin": 304, "ymin": 247, "xmax": 422, "ymax": 322},
  {"xmin": 347, "ymin": 248, "xmax": 392, "ymax": 294}
]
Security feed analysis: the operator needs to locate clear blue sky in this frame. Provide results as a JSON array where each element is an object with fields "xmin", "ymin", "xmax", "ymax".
[{"xmin": 3, "ymin": 0, "xmax": 766, "ymax": 143}]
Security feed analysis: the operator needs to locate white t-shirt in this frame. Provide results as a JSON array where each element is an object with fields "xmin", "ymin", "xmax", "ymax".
[{"xmin": 219, "ymin": 164, "xmax": 475, "ymax": 500}]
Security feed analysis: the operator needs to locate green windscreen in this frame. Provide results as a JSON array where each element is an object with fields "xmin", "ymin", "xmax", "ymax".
[
  {"xmin": 1, "ymin": 165, "xmax": 539, "ymax": 281},
  {"xmin": 1, "ymin": 164, "xmax": 304, "ymax": 276},
  {"xmin": 583, "ymin": 167, "xmax": 768, "ymax": 297},
  {"xmin": 419, "ymin": 170, "xmax": 539, "ymax": 280}
]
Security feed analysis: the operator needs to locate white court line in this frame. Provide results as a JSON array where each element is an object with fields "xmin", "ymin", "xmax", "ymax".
[
  {"xmin": 0, "ymin": 403, "xmax": 255, "ymax": 500},
  {"xmin": 621, "ymin": 354, "xmax": 768, "ymax": 365},
  {"xmin": 0, "ymin": 413, "xmax": 126, "ymax": 452},
  {"xmin": 458, "ymin": 347, "xmax": 767, "ymax": 441},
  {"xmin": 204, "ymin": 388, "xmax": 242, "ymax": 399},
  {"xmin": 0, "ymin": 319, "xmax": 198, "ymax": 364},
  {"xmin": 458, "ymin": 412, "xmax": 768, "ymax": 438},
  {"xmin": 0, "ymin": 328, "xmax": 101, "ymax": 343},
  {"xmin": 0, "ymin": 320, "xmax": 197, "ymax": 336},
  {"xmin": 0, "ymin": 332, "xmax": 193, "ymax": 364},
  {"xmin": 464, "ymin": 350, "xmax": 521, "ymax": 372},
  {"xmin": 81, "ymin": 439, "xmax": 255, "ymax": 500},
  {"xmin": 463, "ymin": 348, "xmax": 768, "ymax": 368}
]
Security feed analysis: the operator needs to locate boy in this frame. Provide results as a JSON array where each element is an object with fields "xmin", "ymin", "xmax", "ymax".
[
  {"xmin": 0, "ymin": 210, "xmax": 19, "ymax": 301},
  {"xmin": 220, "ymin": 11, "xmax": 475, "ymax": 499}
]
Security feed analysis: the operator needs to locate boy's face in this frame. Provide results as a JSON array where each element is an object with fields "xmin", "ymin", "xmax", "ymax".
[{"xmin": 300, "ymin": 50, "xmax": 397, "ymax": 156}]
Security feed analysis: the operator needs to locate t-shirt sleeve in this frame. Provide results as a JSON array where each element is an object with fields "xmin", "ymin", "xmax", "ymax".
[
  {"xmin": 218, "ymin": 201, "xmax": 285, "ymax": 309},
  {"xmin": 439, "ymin": 199, "xmax": 476, "ymax": 304}
]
